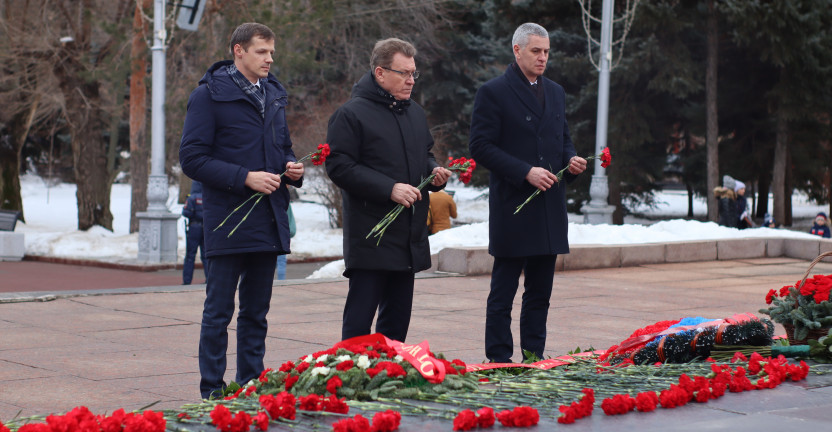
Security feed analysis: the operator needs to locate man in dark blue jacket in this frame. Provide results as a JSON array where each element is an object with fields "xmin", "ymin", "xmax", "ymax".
[
  {"xmin": 182, "ymin": 181, "xmax": 208, "ymax": 285},
  {"xmin": 470, "ymin": 23, "xmax": 587, "ymax": 363},
  {"xmin": 179, "ymin": 22, "xmax": 303, "ymax": 399},
  {"xmin": 326, "ymin": 38, "xmax": 450, "ymax": 343}
]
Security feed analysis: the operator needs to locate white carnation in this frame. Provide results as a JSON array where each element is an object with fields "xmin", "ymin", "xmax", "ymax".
[
  {"xmin": 311, "ymin": 366, "xmax": 331, "ymax": 376},
  {"xmin": 394, "ymin": 355, "xmax": 404, "ymax": 363},
  {"xmin": 336, "ymin": 355, "xmax": 352, "ymax": 362},
  {"xmin": 356, "ymin": 355, "xmax": 371, "ymax": 369},
  {"xmin": 317, "ymin": 354, "xmax": 330, "ymax": 363}
]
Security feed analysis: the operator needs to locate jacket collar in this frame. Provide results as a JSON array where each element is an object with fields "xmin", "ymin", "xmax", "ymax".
[
  {"xmin": 505, "ymin": 63, "xmax": 543, "ymax": 117},
  {"xmin": 200, "ymin": 60, "xmax": 287, "ymax": 105},
  {"xmin": 352, "ymin": 71, "xmax": 411, "ymax": 114}
]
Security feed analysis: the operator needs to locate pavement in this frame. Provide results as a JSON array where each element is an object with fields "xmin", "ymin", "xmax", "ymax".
[{"xmin": 1, "ymin": 255, "xmax": 832, "ymax": 430}]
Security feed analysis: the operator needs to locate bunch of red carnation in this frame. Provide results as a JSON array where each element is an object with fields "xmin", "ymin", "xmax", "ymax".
[
  {"xmin": 258, "ymin": 392, "xmax": 297, "ymax": 420},
  {"xmin": 448, "ymin": 157, "xmax": 476, "ymax": 184},
  {"xmin": 452, "ymin": 407, "xmax": 495, "ymax": 431},
  {"xmin": 297, "ymin": 393, "xmax": 349, "ymax": 414},
  {"xmin": 557, "ymin": 388, "xmax": 594, "ymax": 424},
  {"xmin": 6, "ymin": 407, "xmax": 165, "ymax": 432},
  {"xmin": 332, "ymin": 410, "xmax": 401, "ymax": 432},
  {"xmin": 311, "ymin": 143, "xmax": 330, "ymax": 166},
  {"xmin": 366, "ymin": 361, "xmax": 407, "ymax": 378}
]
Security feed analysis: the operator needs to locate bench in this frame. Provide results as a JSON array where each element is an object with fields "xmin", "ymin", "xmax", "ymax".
[
  {"xmin": 0, "ymin": 209, "xmax": 24, "ymax": 261},
  {"xmin": 0, "ymin": 209, "xmax": 21, "ymax": 231}
]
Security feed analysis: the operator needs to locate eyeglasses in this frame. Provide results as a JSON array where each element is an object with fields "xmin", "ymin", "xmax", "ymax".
[{"xmin": 380, "ymin": 66, "xmax": 420, "ymax": 80}]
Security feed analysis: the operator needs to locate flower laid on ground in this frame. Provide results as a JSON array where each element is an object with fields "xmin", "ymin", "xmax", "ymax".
[
  {"xmin": 214, "ymin": 143, "xmax": 330, "ymax": 237},
  {"xmin": 495, "ymin": 406, "xmax": 539, "ymax": 427},
  {"xmin": 367, "ymin": 157, "xmax": 476, "ymax": 245},
  {"xmin": 556, "ymin": 388, "xmax": 594, "ymax": 424},
  {"xmin": 514, "ymin": 146, "xmax": 611, "ymax": 214},
  {"xmin": 760, "ymin": 263, "xmax": 832, "ymax": 341},
  {"xmin": 598, "ymin": 314, "xmax": 774, "ymax": 365},
  {"xmin": 3, "ymin": 407, "xmax": 165, "ymax": 432},
  {"xmin": 3, "ymin": 349, "xmax": 813, "ymax": 432},
  {"xmin": 452, "ymin": 407, "xmax": 495, "ymax": 431},
  {"xmin": 229, "ymin": 335, "xmax": 477, "ymax": 402}
]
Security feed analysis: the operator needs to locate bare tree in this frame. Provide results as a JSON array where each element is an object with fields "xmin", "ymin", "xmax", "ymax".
[
  {"xmin": 0, "ymin": 0, "xmax": 63, "ymax": 216},
  {"xmin": 49, "ymin": 0, "xmax": 133, "ymax": 230},
  {"xmin": 129, "ymin": 0, "xmax": 151, "ymax": 233},
  {"xmin": 705, "ymin": 0, "xmax": 719, "ymax": 222}
]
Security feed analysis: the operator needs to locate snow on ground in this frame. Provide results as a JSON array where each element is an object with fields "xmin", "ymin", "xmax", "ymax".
[{"xmin": 15, "ymin": 173, "xmax": 828, "ymax": 280}]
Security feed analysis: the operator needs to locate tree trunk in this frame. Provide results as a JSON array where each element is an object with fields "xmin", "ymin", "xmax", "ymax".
[
  {"xmin": 129, "ymin": 0, "xmax": 151, "ymax": 233},
  {"xmin": 772, "ymin": 104, "xmax": 788, "ymax": 227},
  {"xmin": 757, "ymin": 167, "xmax": 771, "ymax": 220},
  {"xmin": 0, "ymin": 99, "xmax": 38, "ymax": 217},
  {"xmin": 705, "ymin": 0, "xmax": 719, "ymax": 222},
  {"xmin": 784, "ymin": 150, "xmax": 793, "ymax": 227},
  {"xmin": 55, "ymin": 52, "xmax": 114, "ymax": 231},
  {"xmin": 608, "ymin": 164, "xmax": 623, "ymax": 224}
]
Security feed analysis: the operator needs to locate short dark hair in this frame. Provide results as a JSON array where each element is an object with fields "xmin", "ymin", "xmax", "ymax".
[
  {"xmin": 229, "ymin": 23, "xmax": 275, "ymax": 56},
  {"xmin": 370, "ymin": 38, "xmax": 417, "ymax": 69}
]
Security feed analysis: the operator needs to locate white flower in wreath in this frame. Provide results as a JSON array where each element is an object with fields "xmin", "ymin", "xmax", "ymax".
[
  {"xmin": 336, "ymin": 355, "xmax": 352, "ymax": 362},
  {"xmin": 317, "ymin": 354, "xmax": 330, "ymax": 363},
  {"xmin": 302, "ymin": 354, "xmax": 314, "ymax": 363},
  {"xmin": 395, "ymin": 355, "xmax": 404, "ymax": 363},
  {"xmin": 356, "ymin": 355, "xmax": 371, "ymax": 369},
  {"xmin": 311, "ymin": 366, "xmax": 331, "ymax": 376}
]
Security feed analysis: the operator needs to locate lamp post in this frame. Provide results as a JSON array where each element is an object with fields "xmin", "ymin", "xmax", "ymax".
[
  {"xmin": 137, "ymin": 0, "xmax": 178, "ymax": 262},
  {"xmin": 582, "ymin": 0, "xmax": 616, "ymax": 224}
]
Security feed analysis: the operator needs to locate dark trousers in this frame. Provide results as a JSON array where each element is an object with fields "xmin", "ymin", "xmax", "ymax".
[
  {"xmin": 183, "ymin": 221, "xmax": 208, "ymax": 285},
  {"xmin": 199, "ymin": 252, "xmax": 277, "ymax": 399},
  {"xmin": 342, "ymin": 269, "xmax": 415, "ymax": 342},
  {"xmin": 485, "ymin": 255, "xmax": 556, "ymax": 362}
]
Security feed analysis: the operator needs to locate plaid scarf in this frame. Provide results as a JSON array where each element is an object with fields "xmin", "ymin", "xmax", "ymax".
[{"xmin": 227, "ymin": 63, "xmax": 266, "ymax": 118}]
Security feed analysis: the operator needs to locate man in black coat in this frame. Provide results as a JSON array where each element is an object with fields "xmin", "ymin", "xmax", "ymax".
[
  {"xmin": 326, "ymin": 38, "xmax": 451, "ymax": 342},
  {"xmin": 469, "ymin": 23, "xmax": 587, "ymax": 363}
]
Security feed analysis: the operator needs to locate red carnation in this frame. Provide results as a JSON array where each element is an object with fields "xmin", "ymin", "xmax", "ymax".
[
  {"xmin": 332, "ymin": 414, "xmax": 370, "ymax": 432},
  {"xmin": 252, "ymin": 412, "xmax": 269, "ymax": 431},
  {"xmin": 210, "ymin": 405, "xmax": 232, "ymax": 431},
  {"xmin": 370, "ymin": 410, "xmax": 401, "ymax": 432},
  {"xmin": 336, "ymin": 360, "xmax": 355, "ymax": 371},
  {"xmin": 298, "ymin": 394, "xmax": 321, "ymax": 411},
  {"xmin": 496, "ymin": 406, "xmax": 539, "ymax": 427},
  {"xmin": 284, "ymin": 374, "xmax": 299, "ymax": 390},
  {"xmin": 452, "ymin": 409, "xmax": 477, "ymax": 431},
  {"xmin": 258, "ymin": 368, "xmax": 273, "ymax": 383},
  {"xmin": 327, "ymin": 375, "xmax": 343, "ymax": 395},
  {"xmin": 321, "ymin": 395, "xmax": 350, "ymax": 414},
  {"xmin": 279, "ymin": 361, "xmax": 295, "ymax": 372},
  {"xmin": 601, "ymin": 394, "xmax": 636, "ymax": 415},
  {"xmin": 635, "ymin": 391, "xmax": 659, "ymax": 412},
  {"xmin": 476, "ymin": 407, "xmax": 495, "ymax": 428},
  {"xmin": 295, "ymin": 362, "xmax": 310, "ymax": 374},
  {"xmin": 600, "ymin": 146, "xmax": 612, "ymax": 168}
]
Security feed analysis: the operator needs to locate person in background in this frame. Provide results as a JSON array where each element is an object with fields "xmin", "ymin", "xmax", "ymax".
[
  {"xmin": 713, "ymin": 183, "xmax": 737, "ymax": 228},
  {"xmin": 428, "ymin": 189, "xmax": 457, "ymax": 234},
  {"xmin": 182, "ymin": 181, "xmax": 209, "ymax": 285},
  {"xmin": 326, "ymin": 38, "xmax": 450, "ymax": 343},
  {"xmin": 275, "ymin": 203, "xmax": 296, "ymax": 280},
  {"xmin": 763, "ymin": 213, "xmax": 776, "ymax": 228},
  {"xmin": 810, "ymin": 212, "xmax": 831, "ymax": 238},
  {"xmin": 735, "ymin": 181, "xmax": 754, "ymax": 229},
  {"xmin": 469, "ymin": 23, "xmax": 587, "ymax": 363},
  {"xmin": 179, "ymin": 22, "xmax": 304, "ymax": 399}
]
